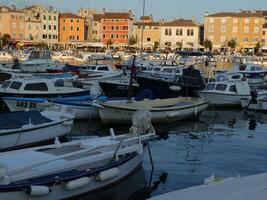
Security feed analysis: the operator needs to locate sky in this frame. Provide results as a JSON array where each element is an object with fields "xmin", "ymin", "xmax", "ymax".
[{"xmin": 1, "ymin": 0, "xmax": 267, "ymax": 22}]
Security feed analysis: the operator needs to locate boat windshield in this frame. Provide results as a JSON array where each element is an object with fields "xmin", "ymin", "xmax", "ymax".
[
  {"xmin": 229, "ymin": 85, "xmax": 236, "ymax": 92},
  {"xmin": 10, "ymin": 81, "xmax": 22, "ymax": 90},
  {"xmin": 215, "ymin": 84, "xmax": 227, "ymax": 91},
  {"xmin": 2, "ymin": 81, "xmax": 10, "ymax": 88},
  {"xmin": 206, "ymin": 83, "xmax": 215, "ymax": 90}
]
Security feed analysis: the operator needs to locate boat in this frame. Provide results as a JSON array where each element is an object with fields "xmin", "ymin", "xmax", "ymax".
[
  {"xmin": 241, "ymin": 92, "xmax": 267, "ymax": 113},
  {"xmin": 0, "ymin": 110, "xmax": 155, "ymax": 199},
  {"xmin": 94, "ymin": 97, "xmax": 208, "ymax": 124},
  {"xmin": 0, "ymin": 77, "xmax": 90, "ymax": 99},
  {"xmin": 0, "ymin": 109, "xmax": 73, "ymax": 151},
  {"xmin": 149, "ymin": 173, "xmax": 267, "ymax": 200},
  {"xmin": 136, "ymin": 66, "xmax": 206, "ymax": 98},
  {"xmin": 197, "ymin": 74, "xmax": 251, "ymax": 106},
  {"xmin": 0, "ymin": 51, "xmax": 13, "ymax": 61}
]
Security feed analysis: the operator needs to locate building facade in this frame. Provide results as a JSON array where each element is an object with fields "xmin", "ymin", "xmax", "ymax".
[
  {"xmin": 133, "ymin": 15, "xmax": 161, "ymax": 48},
  {"xmin": 0, "ymin": 7, "xmax": 25, "ymax": 41},
  {"xmin": 59, "ymin": 13, "xmax": 85, "ymax": 44},
  {"xmin": 160, "ymin": 19, "xmax": 199, "ymax": 50},
  {"xmin": 100, "ymin": 11, "xmax": 134, "ymax": 46},
  {"xmin": 204, "ymin": 11, "xmax": 266, "ymax": 51}
]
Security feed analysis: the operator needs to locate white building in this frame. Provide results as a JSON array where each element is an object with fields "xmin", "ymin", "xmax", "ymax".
[{"xmin": 160, "ymin": 19, "xmax": 200, "ymax": 50}]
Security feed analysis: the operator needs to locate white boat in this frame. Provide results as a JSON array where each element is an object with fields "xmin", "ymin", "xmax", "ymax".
[
  {"xmin": 0, "ymin": 110, "xmax": 155, "ymax": 199},
  {"xmin": 197, "ymin": 74, "xmax": 251, "ymax": 106},
  {"xmin": 149, "ymin": 173, "xmax": 267, "ymax": 200},
  {"xmin": 0, "ymin": 77, "xmax": 90, "ymax": 99},
  {"xmin": 94, "ymin": 97, "xmax": 208, "ymax": 124},
  {"xmin": 0, "ymin": 109, "xmax": 73, "ymax": 151}
]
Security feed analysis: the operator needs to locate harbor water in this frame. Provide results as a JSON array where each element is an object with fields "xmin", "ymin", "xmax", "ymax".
[{"xmin": 71, "ymin": 108, "xmax": 267, "ymax": 199}]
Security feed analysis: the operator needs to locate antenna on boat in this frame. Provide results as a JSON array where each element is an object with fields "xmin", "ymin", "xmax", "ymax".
[{"xmin": 127, "ymin": 55, "xmax": 136, "ymax": 102}]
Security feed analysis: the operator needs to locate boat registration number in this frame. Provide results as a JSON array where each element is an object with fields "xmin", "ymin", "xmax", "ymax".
[
  {"xmin": 16, "ymin": 101, "xmax": 37, "ymax": 109},
  {"xmin": 116, "ymin": 85, "xmax": 129, "ymax": 90}
]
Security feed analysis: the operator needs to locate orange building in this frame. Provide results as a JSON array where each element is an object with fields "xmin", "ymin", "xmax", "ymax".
[
  {"xmin": 100, "ymin": 11, "xmax": 134, "ymax": 46},
  {"xmin": 59, "ymin": 13, "xmax": 85, "ymax": 44},
  {"xmin": 0, "ymin": 7, "xmax": 25, "ymax": 41}
]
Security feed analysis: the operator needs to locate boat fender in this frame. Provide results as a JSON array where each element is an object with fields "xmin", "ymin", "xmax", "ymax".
[
  {"xmin": 62, "ymin": 120, "xmax": 73, "ymax": 126},
  {"xmin": 169, "ymin": 85, "xmax": 181, "ymax": 91},
  {"xmin": 26, "ymin": 186, "xmax": 50, "ymax": 196},
  {"xmin": 65, "ymin": 177, "xmax": 92, "ymax": 190},
  {"xmin": 96, "ymin": 168, "xmax": 120, "ymax": 181}
]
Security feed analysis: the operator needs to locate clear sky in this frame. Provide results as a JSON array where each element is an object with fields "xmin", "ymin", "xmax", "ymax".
[{"xmin": 2, "ymin": 0, "xmax": 267, "ymax": 22}]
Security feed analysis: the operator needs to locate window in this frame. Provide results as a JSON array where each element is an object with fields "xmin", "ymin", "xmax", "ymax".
[
  {"xmin": 48, "ymin": 15, "xmax": 51, "ymax": 20},
  {"xmin": 165, "ymin": 28, "xmax": 172, "ymax": 36},
  {"xmin": 221, "ymin": 26, "xmax": 226, "ymax": 32},
  {"xmin": 43, "ymin": 25, "xmax": 46, "ymax": 30},
  {"xmin": 2, "ymin": 81, "xmax": 11, "ymax": 88},
  {"xmin": 244, "ymin": 26, "xmax": 249, "ymax": 33},
  {"xmin": 244, "ymin": 18, "xmax": 250, "ymax": 24},
  {"xmin": 206, "ymin": 83, "xmax": 215, "ymax": 90},
  {"xmin": 187, "ymin": 29, "xmax": 194, "ymax": 36},
  {"xmin": 77, "ymin": 35, "xmax": 79, "ymax": 40},
  {"xmin": 209, "ymin": 26, "xmax": 214, "ymax": 33},
  {"xmin": 48, "ymin": 35, "xmax": 51, "ymax": 39},
  {"xmin": 77, "ymin": 27, "xmax": 80, "ymax": 31},
  {"xmin": 221, "ymin": 18, "xmax": 226, "ymax": 24},
  {"xmin": 70, "ymin": 19, "xmax": 73, "ymax": 22},
  {"xmin": 48, "ymin": 25, "xmax": 51, "ymax": 30},
  {"xmin": 71, "ymin": 26, "xmax": 73, "ymax": 31},
  {"xmin": 54, "ymin": 16, "xmax": 57, "ymax": 21},
  {"xmin": 233, "ymin": 18, "xmax": 238, "ymax": 23},
  {"xmin": 54, "ymin": 25, "xmax": 57, "ymax": 30},
  {"xmin": 209, "ymin": 18, "xmax": 214, "ymax": 23},
  {"xmin": 116, "ymin": 26, "xmax": 119, "ymax": 30},
  {"xmin": 10, "ymin": 81, "xmax": 22, "ymax": 90},
  {"xmin": 220, "ymin": 35, "xmax": 226, "ymax": 43},
  {"xmin": 147, "ymin": 37, "xmax": 151, "ymax": 42},
  {"xmin": 43, "ymin": 15, "xmax": 46, "ymax": 20},
  {"xmin": 215, "ymin": 84, "xmax": 227, "ymax": 91},
  {"xmin": 11, "ymin": 15, "xmax": 15, "ymax": 19},
  {"xmin": 111, "ymin": 26, "xmax": 114, "ymax": 30},
  {"xmin": 12, "ymin": 22, "xmax": 16, "ymax": 29},
  {"xmin": 243, "ymin": 36, "xmax": 249, "ymax": 42},
  {"xmin": 253, "ymin": 38, "xmax": 259, "ymax": 42},
  {"xmin": 176, "ymin": 29, "xmax": 183, "ymax": 36},
  {"xmin": 98, "ymin": 67, "xmax": 109, "ymax": 71},
  {"xmin": 254, "ymin": 26, "xmax": 259, "ymax": 33},
  {"xmin": 24, "ymin": 83, "xmax": 48, "ymax": 91},
  {"xmin": 63, "ymin": 27, "xmax": 65, "ymax": 31},
  {"xmin": 103, "ymin": 34, "xmax": 105, "ymax": 38},
  {"xmin": 77, "ymin": 19, "xmax": 80, "ymax": 23},
  {"xmin": 42, "ymin": 34, "xmax": 47, "ymax": 39},
  {"xmin": 263, "ymin": 31, "xmax": 266, "ymax": 35},
  {"xmin": 53, "ymin": 35, "xmax": 57, "ymax": 39},
  {"xmin": 233, "ymin": 26, "xmax": 237, "ymax": 33},
  {"xmin": 103, "ymin": 26, "xmax": 106, "ymax": 30},
  {"xmin": 229, "ymin": 85, "xmax": 236, "ymax": 92}
]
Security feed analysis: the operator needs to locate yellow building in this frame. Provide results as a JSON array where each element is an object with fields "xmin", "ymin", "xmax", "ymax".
[
  {"xmin": 133, "ymin": 15, "xmax": 161, "ymax": 48},
  {"xmin": 0, "ymin": 6, "xmax": 25, "ymax": 41},
  {"xmin": 204, "ymin": 11, "xmax": 266, "ymax": 52}
]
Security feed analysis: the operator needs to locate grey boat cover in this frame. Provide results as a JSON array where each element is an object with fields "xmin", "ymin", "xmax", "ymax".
[{"xmin": 0, "ymin": 111, "xmax": 52, "ymax": 130}]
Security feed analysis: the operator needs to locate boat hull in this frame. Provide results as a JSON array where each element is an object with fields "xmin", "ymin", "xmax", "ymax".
[
  {"xmin": 241, "ymin": 98, "xmax": 267, "ymax": 114},
  {"xmin": 0, "ymin": 119, "xmax": 73, "ymax": 151},
  {"xmin": 99, "ymin": 81, "xmax": 139, "ymax": 97},
  {"xmin": 0, "ymin": 154, "xmax": 142, "ymax": 200},
  {"xmin": 98, "ymin": 101, "xmax": 208, "ymax": 124}
]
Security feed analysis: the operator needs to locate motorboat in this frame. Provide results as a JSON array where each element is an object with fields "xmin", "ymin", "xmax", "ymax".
[
  {"xmin": 0, "ymin": 110, "xmax": 155, "ymax": 199},
  {"xmin": 197, "ymin": 74, "xmax": 251, "ymax": 106},
  {"xmin": 0, "ymin": 109, "xmax": 73, "ymax": 151},
  {"xmin": 136, "ymin": 66, "xmax": 206, "ymax": 98},
  {"xmin": 94, "ymin": 97, "xmax": 208, "ymax": 124}
]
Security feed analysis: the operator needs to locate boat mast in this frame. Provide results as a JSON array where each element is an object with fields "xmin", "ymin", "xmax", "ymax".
[{"xmin": 127, "ymin": 55, "xmax": 136, "ymax": 102}]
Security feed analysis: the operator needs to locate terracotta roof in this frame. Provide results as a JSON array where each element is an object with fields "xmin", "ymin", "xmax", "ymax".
[
  {"xmin": 60, "ymin": 13, "xmax": 84, "ymax": 19},
  {"xmin": 102, "ymin": 12, "xmax": 133, "ymax": 19},
  {"xmin": 206, "ymin": 11, "xmax": 266, "ymax": 18},
  {"xmin": 93, "ymin": 13, "xmax": 104, "ymax": 22},
  {"xmin": 162, "ymin": 19, "xmax": 198, "ymax": 27},
  {"xmin": 140, "ymin": 16, "xmax": 151, "ymax": 20},
  {"xmin": 134, "ymin": 22, "xmax": 160, "ymax": 26}
]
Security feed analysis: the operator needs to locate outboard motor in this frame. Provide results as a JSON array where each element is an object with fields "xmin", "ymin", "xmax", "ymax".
[{"xmin": 250, "ymin": 90, "xmax": 258, "ymax": 104}]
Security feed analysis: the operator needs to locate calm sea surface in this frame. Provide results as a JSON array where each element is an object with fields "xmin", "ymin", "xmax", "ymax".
[{"xmin": 71, "ymin": 108, "xmax": 267, "ymax": 199}]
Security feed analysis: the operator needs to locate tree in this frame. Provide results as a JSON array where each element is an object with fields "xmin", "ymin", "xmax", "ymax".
[
  {"xmin": 106, "ymin": 39, "xmax": 113, "ymax": 48},
  {"xmin": 203, "ymin": 39, "xmax": 212, "ymax": 51},
  {"xmin": 128, "ymin": 36, "xmax": 137, "ymax": 45},
  {"xmin": 153, "ymin": 41, "xmax": 159, "ymax": 50},
  {"xmin": 176, "ymin": 42, "xmax": 182, "ymax": 50},
  {"xmin": 227, "ymin": 39, "xmax": 237, "ymax": 52},
  {"xmin": 0, "ymin": 34, "xmax": 11, "ymax": 48}
]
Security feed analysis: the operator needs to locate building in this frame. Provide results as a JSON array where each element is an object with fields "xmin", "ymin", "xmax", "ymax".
[
  {"xmin": 22, "ymin": 5, "xmax": 59, "ymax": 44},
  {"xmin": 92, "ymin": 13, "xmax": 104, "ymax": 42},
  {"xmin": 78, "ymin": 8, "xmax": 103, "ymax": 41},
  {"xmin": 160, "ymin": 19, "xmax": 200, "ymax": 50},
  {"xmin": 204, "ymin": 10, "xmax": 267, "ymax": 52},
  {"xmin": 100, "ymin": 11, "xmax": 134, "ymax": 46},
  {"xmin": 133, "ymin": 15, "xmax": 161, "ymax": 49},
  {"xmin": 0, "ymin": 6, "xmax": 25, "ymax": 41},
  {"xmin": 59, "ymin": 13, "xmax": 85, "ymax": 44},
  {"xmin": 263, "ymin": 23, "xmax": 267, "ymax": 45}
]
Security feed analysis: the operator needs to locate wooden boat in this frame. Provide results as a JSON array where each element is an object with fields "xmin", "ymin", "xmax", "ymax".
[
  {"xmin": 0, "ymin": 109, "xmax": 73, "ymax": 151},
  {"xmin": 0, "ymin": 110, "xmax": 155, "ymax": 199},
  {"xmin": 94, "ymin": 97, "xmax": 208, "ymax": 124}
]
